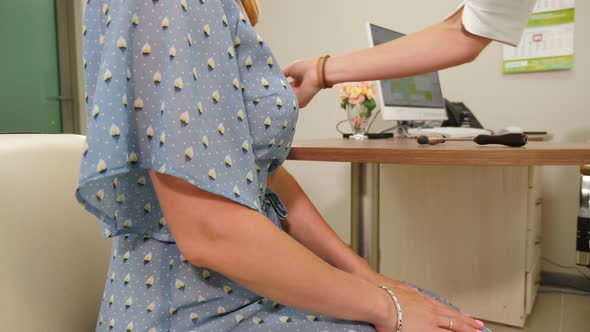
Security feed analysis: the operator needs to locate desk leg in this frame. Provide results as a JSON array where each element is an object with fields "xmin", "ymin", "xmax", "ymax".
[
  {"xmin": 351, "ymin": 163, "xmax": 381, "ymax": 271},
  {"xmin": 577, "ymin": 171, "xmax": 590, "ymax": 266}
]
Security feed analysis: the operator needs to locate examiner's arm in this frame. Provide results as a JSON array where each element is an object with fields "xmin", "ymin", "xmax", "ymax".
[
  {"xmin": 284, "ymin": 0, "xmax": 535, "ymax": 108},
  {"xmin": 284, "ymin": 8, "xmax": 490, "ymax": 108},
  {"xmin": 325, "ymin": 8, "xmax": 491, "ymax": 85}
]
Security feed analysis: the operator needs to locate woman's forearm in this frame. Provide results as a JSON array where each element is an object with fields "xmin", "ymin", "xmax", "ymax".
[
  {"xmin": 148, "ymin": 170, "xmax": 392, "ymax": 327},
  {"xmin": 267, "ymin": 166, "xmax": 371, "ymax": 276},
  {"xmin": 267, "ymin": 167, "xmax": 413, "ymax": 290},
  {"xmin": 324, "ymin": 9, "xmax": 491, "ymax": 86},
  {"xmin": 200, "ymin": 209, "xmax": 386, "ymax": 323}
]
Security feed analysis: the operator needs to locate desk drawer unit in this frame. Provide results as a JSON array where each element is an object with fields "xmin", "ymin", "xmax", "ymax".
[
  {"xmin": 381, "ymin": 165, "xmax": 543, "ymax": 327},
  {"xmin": 526, "ymin": 166, "xmax": 543, "ymax": 272}
]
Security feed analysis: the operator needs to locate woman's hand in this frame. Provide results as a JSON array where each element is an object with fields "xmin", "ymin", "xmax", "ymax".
[
  {"xmin": 282, "ymin": 58, "xmax": 322, "ymax": 108},
  {"xmin": 358, "ymin": 266, "xmax": 485, "ymax": 331},
  {"xmin": 374, "ymin": 286, "xmax": 484, "ymax": 332}
]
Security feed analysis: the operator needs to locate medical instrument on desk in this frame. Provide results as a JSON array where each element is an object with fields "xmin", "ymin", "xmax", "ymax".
[
  {"xmin": 417, "ymin": 133, "xmax": 528, "ymax": 147},
  {"xmin": 497, "ymin": 126, "xmax": 524, "ymax": 135}
]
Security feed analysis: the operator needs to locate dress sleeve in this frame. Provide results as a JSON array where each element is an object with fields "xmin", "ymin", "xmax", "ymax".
[
  {"xmin": 445, "ymin": 0, "xmax": 536, "ymax": 46},
  {"xmin": 75, "ymin": 0, "xmax": 262, "ymax": 241}
]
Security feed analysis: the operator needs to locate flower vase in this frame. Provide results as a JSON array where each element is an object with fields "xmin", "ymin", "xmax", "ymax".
[{"xmin": 346, "ymin": 103, "xmax": 372, "ymax": 140}]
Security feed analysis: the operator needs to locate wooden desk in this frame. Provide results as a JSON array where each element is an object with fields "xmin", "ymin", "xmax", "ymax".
[
  {"xmin": 287, "ymin": 137, "xmax": 590, "ymax": 326},
  {"xmin": 289, "ymin": 138, "xmax": 590, "ymax": 166}
]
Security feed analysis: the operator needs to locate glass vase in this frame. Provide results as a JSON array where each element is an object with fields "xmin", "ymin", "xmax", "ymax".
[{"xmin": 346, "ymin": 103, "xmax": 372, "ymax": 140}]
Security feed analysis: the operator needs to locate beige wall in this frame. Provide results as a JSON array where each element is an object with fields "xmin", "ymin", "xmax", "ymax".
[{"xmin": 256, "ymin": 0, "xmax": 590, "ymax": 276}]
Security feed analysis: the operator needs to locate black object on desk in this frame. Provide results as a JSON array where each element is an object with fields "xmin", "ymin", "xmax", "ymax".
[
  {"xmin": 417, "ymin": 133, "xmax": 528, "ymax": 147},
  {"xmin": 342, "ymin": 133, "xmax": 394, "ymax": 139},
  {"xmin": 442, "ymin": 100, "xmax": 484, "ymax": 129}
]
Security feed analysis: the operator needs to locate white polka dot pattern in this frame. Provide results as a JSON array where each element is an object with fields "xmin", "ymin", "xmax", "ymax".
[{"xmin": 75, "ymin": 0, "xmax": 299, "ymax": 242}]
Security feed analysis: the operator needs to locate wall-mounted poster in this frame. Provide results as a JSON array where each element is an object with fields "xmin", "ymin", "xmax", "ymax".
[{"xmin": 503, "ymin": 0, "xmax": 575, "ymax": 74}]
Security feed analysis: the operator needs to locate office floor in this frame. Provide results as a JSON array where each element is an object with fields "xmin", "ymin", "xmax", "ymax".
[{"xmin": 481, "ymin": 288, "xmax": 589, "ymax": 332}]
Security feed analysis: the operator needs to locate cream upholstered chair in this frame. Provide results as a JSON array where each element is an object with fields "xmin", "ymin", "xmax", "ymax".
[{"xmin": 0, "ymin": 134, "xmax": 110, "ymax": 331}]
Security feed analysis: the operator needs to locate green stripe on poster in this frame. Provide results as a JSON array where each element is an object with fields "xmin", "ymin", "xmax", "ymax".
[
  {"xmin": 528, "ymin": 8, "xmax": 575, "ymax": 27},
  {"xmin": 503, "ymin": 55, "xmax": 574, "ymax": 74}
]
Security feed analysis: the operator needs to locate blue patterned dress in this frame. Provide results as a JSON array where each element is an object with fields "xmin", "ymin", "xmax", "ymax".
[{"xmin": 75, "ymin": 0, "xmax": 491, "ymax": 331}]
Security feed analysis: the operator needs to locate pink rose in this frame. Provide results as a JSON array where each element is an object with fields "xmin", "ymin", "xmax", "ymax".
[
  {"xmin": 348, "ymin": 95, "xmax": 365, "ymax": 105},
  {"xmin": 351, "ymin": 116, "xmax": 365, "ymax": 128}
]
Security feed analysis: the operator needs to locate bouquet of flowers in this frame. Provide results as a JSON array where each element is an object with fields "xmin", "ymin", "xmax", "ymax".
[{"xmin": 339, "ymin": 82, "xmax": 377, "ymax": 138}]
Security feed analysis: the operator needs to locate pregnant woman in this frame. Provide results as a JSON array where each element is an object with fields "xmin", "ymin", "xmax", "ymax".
[{"xmin": 75, "ymin": 0, "xmax": 489, "ymax": 331}]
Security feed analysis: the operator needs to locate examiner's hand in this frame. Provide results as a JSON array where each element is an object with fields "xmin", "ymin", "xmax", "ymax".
[{"xmin": 282, "ymin": 58, "xmax": 322, "ymax": 108}]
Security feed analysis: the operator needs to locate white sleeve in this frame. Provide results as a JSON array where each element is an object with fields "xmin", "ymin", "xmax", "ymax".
[{"xmin": 445, "ymin": 0, "xmax": 537, "ymax": 47}]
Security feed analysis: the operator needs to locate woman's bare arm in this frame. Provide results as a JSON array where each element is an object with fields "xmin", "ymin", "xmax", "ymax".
[
  {"xmin": 266, "ymin": 166, "xmax": 433, "ymax": 290},
  {"xmin": 147, "ymin": 169, "xmax": 394, "ymax": 329},
  {"xmin": 266, "ymin": 166, "xmax": 370, "ymax": 277},
  {"xmin": 323, "ymin": 8, "xmax": 491, "ymax": 85},
  {"xmin": 283, "ymin": 8, "xmax": 492, "ymax": 108}
]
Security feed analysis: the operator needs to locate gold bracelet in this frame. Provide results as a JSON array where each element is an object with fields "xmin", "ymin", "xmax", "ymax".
[
  {"xmin": 321, "ymin": 55, "xmax": 333, "ymax": 88},
  {"xmin": 316, "ymin": 56, "xmax": 326, "ymax": 89}
]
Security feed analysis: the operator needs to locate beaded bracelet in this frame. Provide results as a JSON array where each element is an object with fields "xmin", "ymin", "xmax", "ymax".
[{"xmin": 378, "ymin": 285, "xmax": 403, "ymax": 332}]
